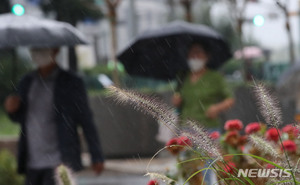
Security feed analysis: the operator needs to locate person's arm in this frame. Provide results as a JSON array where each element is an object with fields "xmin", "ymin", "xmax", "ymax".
[
  {"xmin": 215, "ymin": 98, "xmax": 235, "ymax": 112},
  {"xmin": 172, "ymin": 92, "xmax": 182, "ymax": 107},
  {"xmin": 4, "ymin": 77, "xmax": 28, "ymax": 123},
  {"xmin": 206, "ymin": 98, "xmax": 234, "ymax": 119},
  {"xmin": 4, "ymin": 95, "xmax": 21, "ymax": 114},
  {"xmin": 73, "ymin": 77, "xmax": 104, "ymax": 174}
]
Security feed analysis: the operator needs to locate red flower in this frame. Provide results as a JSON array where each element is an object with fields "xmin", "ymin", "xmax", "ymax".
[
  {"xmin": 245, "ymin": 122, "xmax": 261, "ymax": 135},
  {"xmin": 210, "ymin": 131, "xmax": 220, "ymax": 140},
  {"xmin": 166, "ymin": 136, "xmax": 191, "ymax": 155},
  {"xmin": 225, "ymin": 131, "xmax": 238, "ymax": 140},
  {"xmin": 166, "ymin": 138, "xmax": 178, "ymax": 146},
  {"xmin": 238, "ymin": 135, "xmax": 248, "ymax": 146},
  {"xmin": 177, "ymin": 136, "xmax": 192, "ymax": 146},
  {"xmin": 166, "ymin": 138, "xmax": 181, "ymax": 155},
  {"xmin": 147, "ymin": 180, "xmax": 159, "ymax": 185},
  {"xmin": 240, "ymin": 145, "xmax": 245, "ymax": 152},
  {"xmin": 281, "ymin": 140, "xmax": 297, "ymax": 153},
  {"xmin": 224, "ymin": 162, "xmax": 236, "ymax": 174},
  {"xmin": 225, "ymin": 131, "xmax": 239, "ymax": 147},
  {"xmin": 224, "ymin": 119, "xmax": 243, "ymax": 131},
  {"xmin": 282, "ymin": 124, "xmax": 299, "ymax": 137},
  {"xmin": 265, "ymin": 128, "xmax": 280, "ymax": 142}
]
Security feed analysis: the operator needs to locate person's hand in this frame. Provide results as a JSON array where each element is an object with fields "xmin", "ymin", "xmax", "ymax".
[
  {"xmin": 172, "ymin": 93, "xmax": 182, "ymax": 107},
  {"xmin": 205, "ymin": 105, "xmax": 220, "ymax": 119},
  {"xmin": 4, "ymin": 95, "xmax": 21, "ymax": 113},
  {"xmin": 92, "ymin": 162, "xmax": 104, "ymax": 175}
]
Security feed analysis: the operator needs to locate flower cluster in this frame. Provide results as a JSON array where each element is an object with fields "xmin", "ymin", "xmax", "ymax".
[
  {"xmin": 107, "ymin": 85, "xmax": 300, "ymax": 185},
  {"xmin": 147, "ymin": 180, "xmax": 159, "ymax": 185},
  {"xmin": 165, "ymin": 136, "xmax": 192, "ymax": 155}
]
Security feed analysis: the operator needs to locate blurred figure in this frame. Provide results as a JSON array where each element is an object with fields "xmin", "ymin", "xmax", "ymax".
[
  {"xmin": 4, "ymin": 48, "xmax": 104, "ymax": 185},
  {"xmin": 173, "ymin": 42, "xmax": 234, "ymax": 129},
  {"xmin": 172, "ymin": 42, "xmax": 234, "ymax": 184}
]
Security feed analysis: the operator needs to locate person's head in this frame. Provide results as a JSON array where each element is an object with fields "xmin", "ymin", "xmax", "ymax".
[
  {"xmin": 30, "ymin": 47, "xmax": 59, "ymax": 68},
  {"xmin": 187, "ymin": 42, "xmax": 210, "ymax": 72}
]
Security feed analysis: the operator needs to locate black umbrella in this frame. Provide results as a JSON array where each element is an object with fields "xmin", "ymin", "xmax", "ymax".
[{"xmin": 118, "ymin": 21, "xmax": 232, "ymax": 80}]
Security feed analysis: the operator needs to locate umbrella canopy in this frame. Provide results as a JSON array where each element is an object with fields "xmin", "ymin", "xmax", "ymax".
[
  {"xmin": 0, "ymin": 13, "xmax": 88, "ymax": 48},
  {"xmin": 118, "ymin": 21, "xmax": 232, "ymax": 80}
]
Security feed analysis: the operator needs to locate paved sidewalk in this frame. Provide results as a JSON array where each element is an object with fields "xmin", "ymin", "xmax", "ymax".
[
  {"xmin": 77, "ymin": 170, "xmax": 148, "ymax": 185},
  {"xmin": 76, "ymin": 157, "xmax": 176, "ymax": 185}
]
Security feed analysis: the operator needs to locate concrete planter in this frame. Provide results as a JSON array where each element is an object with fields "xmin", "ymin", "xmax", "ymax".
[{"xmin": 88, "ymin": 92, "xmax": 174, "ymax": 158}]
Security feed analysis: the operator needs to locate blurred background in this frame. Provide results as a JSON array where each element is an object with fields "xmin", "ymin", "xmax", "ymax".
[{"xmin": 0, "ymin": 0, "xmax": 299, "ymax": 184}]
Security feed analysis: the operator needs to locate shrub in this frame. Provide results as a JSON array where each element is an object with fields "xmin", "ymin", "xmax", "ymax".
[{"xmin": 0, "ymin": 150, "xmax": 24, "ymax": 185}]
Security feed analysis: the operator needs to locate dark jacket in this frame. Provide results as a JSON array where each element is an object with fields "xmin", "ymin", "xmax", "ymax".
[{"xmin": 9, "ymin": 68, "xmax": 104, "ymax": 174}]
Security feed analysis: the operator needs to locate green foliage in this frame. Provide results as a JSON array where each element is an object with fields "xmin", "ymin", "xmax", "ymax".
[
  {"xmin": 82, "ymin": 64, "xmax": 113, "ymax": 76},
  {"xmin": 0, "ymin": 150, "xmax": 24, "ymax": 185},
  {"xmin": 0, "ymin": 110, "xmax": 20, "ymax": 136}
]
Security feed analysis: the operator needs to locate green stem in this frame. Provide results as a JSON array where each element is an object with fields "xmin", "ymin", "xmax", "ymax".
[{"xmin": 276, "ymin": 128, "xmax": 297, "ymax": 185}]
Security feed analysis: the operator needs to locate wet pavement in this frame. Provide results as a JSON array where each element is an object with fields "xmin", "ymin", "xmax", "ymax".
[
  {"xmin": 77, "ymin": 170, "xmax": 148, "ymax": 185},
  {"xmin": 76, "ymin": 157, "xmax": 176, "ymax": 185}
]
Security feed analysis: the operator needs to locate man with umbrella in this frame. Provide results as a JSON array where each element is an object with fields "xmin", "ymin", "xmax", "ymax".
[
  {"xmin": 4, "ymin": 47, "xmax": 104, "ymax": 184},
  {"xmin": 1, "ymin": 14, "xmax": 104, "ymax": 184}
]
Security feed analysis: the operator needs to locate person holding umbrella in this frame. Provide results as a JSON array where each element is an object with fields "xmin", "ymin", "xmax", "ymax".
[
  {"xmin": 172, "ymin": 42, "xmax": 234, "ymax": 184},
  {"xmin": 118, "ymin": 21, "xmax": 234, "ymax": 184},
  {"xmin": 173, "ymin": 41, "xmax": 234, "ymax": 128},
  {"xmin": 4, "ymin": 47, "xmax": 104, "ymax": 185}
]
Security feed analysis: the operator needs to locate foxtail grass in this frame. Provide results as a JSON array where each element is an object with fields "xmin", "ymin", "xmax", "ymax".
[{"xmin": 55, "ymin": 165, "xmax": 75, "ymax": 185}]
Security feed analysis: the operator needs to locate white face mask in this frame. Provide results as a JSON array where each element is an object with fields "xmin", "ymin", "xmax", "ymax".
[
  {"xmin": 30, "ymin": 48, "xmax": 54, "ymax": 67},
  {"xmin": 188, "ymin": 58, "xmax": 206, "ymax": 72}
]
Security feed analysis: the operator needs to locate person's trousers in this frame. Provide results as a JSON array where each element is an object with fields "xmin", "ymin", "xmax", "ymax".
[{"xmin": 25, "ymin": 168, "xmax": 55, "ymax": 185}]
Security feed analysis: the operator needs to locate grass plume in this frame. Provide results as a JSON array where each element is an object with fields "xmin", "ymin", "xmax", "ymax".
[
  {"xmin": 249, "ymin": 135, "xmax": 281, "ymax": 159},
  {"xmin": 107, "ymin": 86, "xmax": 179, "ymax": 131},
  {"xmin": 145, "ymin": 172, "xmax": 176, "ymax": 184},
  {"xmin": 254, "ymin": 83, "xmax": 282, "ymax": 128},
  {"xmin": 183, "ymin": 120, "xmax": 222, "ymax": 159},
  {"xmin": 55, "ymin": 165, "xmax": 75, "ymax": 185}
]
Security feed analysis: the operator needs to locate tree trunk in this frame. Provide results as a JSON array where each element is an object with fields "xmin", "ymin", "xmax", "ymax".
[
  {"xmin": 285, "ymin": 16, "xmax": 295, "ymax": 64},
  {"xmin": 180, "ymin": 0, "xmax": 193, "ymax": 22},
  {"xmin": 129, "ymin": 0, "xmax": 138, "ymax": 38},
  {"xmin": 237, "ymin": 18, "xmax": 248, "ymax": 81},
  {"xmin": 276, "ymin": 1, "xmax": 295, "ymax": 64},
  {"xmin": 110, "ymin": 11, "xmax": 120, "ymax": 87},
  {"xmin": 93, "ymin": 35, "xmax": 101, "ymax": 64},
  {"xmin": 106, "ymin": 0, "xmax": 121, "ymax": 87}
]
